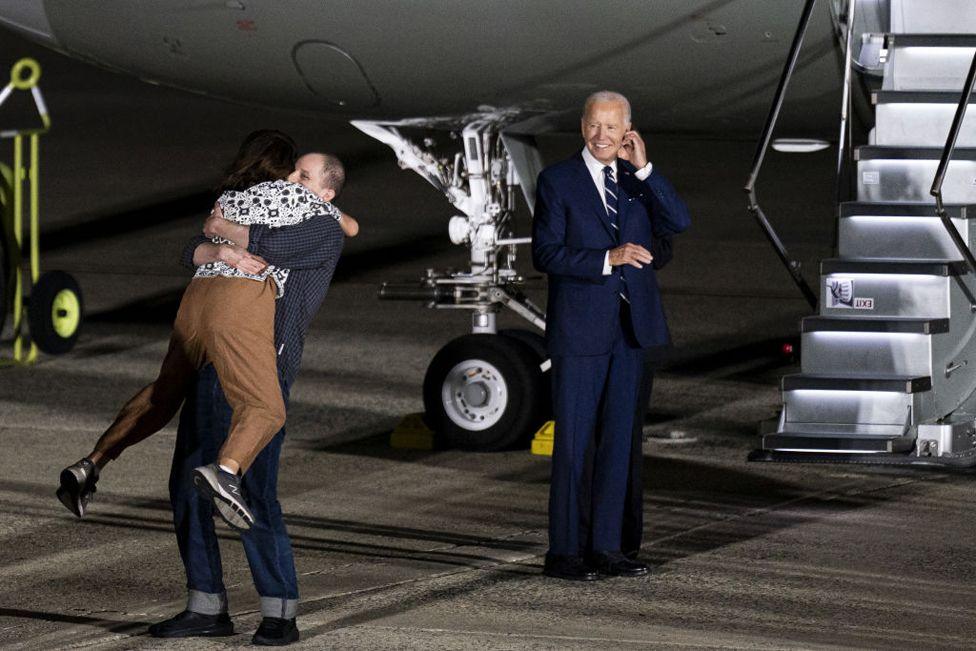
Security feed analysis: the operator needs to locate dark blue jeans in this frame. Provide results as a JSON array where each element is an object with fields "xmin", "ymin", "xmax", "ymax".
[{"xmin": 170, "ymin": 364, "xmax": 299, "ymax": 618}]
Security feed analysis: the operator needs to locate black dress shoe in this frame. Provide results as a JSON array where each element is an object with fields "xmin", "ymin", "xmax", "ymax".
[
  {"xmin": 56, "ymin": 458, "xmax": 99, "ymax": 518},
  {"xmin": 542, "ymin": 554, "xmax": 599, "ymax": 581},
  {"xmin": 589, "ymin": 552, "xmax": 650, "ymax": 577},
  {"xmin": 147, "ymin": 610, "xmax": 234, "ymax": 638},
  {"xmin": 253, "ymin": 617, "xmax": 299, "ymax": 646}
]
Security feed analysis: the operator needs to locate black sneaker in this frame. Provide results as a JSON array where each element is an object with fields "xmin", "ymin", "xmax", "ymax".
[
  {"xmin": 192, "ymin": 463, "xmax": 255, "ymax": 531},
  {"xmin": 147, "ymin": 610, "xmax": 234, "ymax": 638},
  {"xmin": 56, "ymin": 458, "xmax": 99, "ymax": 518},
  {"xmin": 252, "ymin": 617, "xmax": 299, "ymax": 646}
]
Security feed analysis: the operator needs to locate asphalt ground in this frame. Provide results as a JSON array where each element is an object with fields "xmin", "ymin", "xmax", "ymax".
[{"xmin": 2, "ymin": 30, "xmax": 976, "ymax": 651}]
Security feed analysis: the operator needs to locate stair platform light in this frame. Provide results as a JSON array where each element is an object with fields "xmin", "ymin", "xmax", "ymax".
[{"xmin": 771, "ymin": 138, "xmax": 831, "ymax": 153}]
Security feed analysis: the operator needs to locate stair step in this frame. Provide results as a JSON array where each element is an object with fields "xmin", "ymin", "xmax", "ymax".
[
  {"xmin": 874, "ymin": 91, "xmax": 976, "ymax": 105},
  {"xmin": 802, "ymin": 327, "xmax": 934, "ymax": 376},
  {"xmin": 872, "ymin": 93, "xmax": 976, "ymax": 147},
  {"xmin": 884, "ymin": 34, "xmax": 976, "ymax": 92},
  {"xmin": 856, "ymin": 151, "xmax": 976, "ymax": 203},
  {"xmin": 837, "ymin": 203, "xmax": 971, "ymax": 260},
  {"xmin": 856, "ymin": 146, "xmax": 976, "ymax": 161},
  {"xmin": 821, "ymin": 259, "xmax": 967, "ymax": 276},
  {"xmin": 891, "ymin": 1, "xmax": 976, "ymax": 35},
  {"xmin": 782, "ymin": 374, "xmax": 932, "ymax": 392},
  {"xmin": 821, "ymin": 267, "xmax": 954, "ymax": 318},
  {"xmin": 761, "ymin": 434, "xmax": 915, "ymax": 453},
  {"xmin": 890, "ymin": 34, "xmax": 976, "ymax": 47},
  {"xmin": 801, "ymin": 317, "xmax": 949, "ymax": 334},
  {"xmin": 839, "ymin": 202, "xmax": 971, "ymax": 218}
]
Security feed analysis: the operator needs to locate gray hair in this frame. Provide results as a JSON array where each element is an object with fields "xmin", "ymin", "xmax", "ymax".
[{"xmin": 583, "ymin": 90, "xmax": 631, "ymax": 124}]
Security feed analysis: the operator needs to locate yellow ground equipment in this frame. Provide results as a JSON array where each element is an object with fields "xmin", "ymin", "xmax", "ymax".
[{"xmin": 0, "ymin": 58, "xmax": 83, "ymax": 364}]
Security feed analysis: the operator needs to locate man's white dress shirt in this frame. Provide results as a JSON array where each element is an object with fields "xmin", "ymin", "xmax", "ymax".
[{"xmin": 579, "ymin": 147, "xmax": 653, "ymax": 274}]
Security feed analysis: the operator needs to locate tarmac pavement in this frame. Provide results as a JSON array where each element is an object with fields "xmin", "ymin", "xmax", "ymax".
[{"xmin": 3, "ymin": 255, "xmax": 976, "ymax": 649}]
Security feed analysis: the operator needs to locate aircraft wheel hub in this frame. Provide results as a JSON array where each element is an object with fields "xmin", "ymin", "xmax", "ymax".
[{"xmin": 442, "ymin": 360, "xmax": 507, "ymax": 431}]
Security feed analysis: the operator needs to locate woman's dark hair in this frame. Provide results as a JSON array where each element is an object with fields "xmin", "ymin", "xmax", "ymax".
[{"xmin": 217, "ymin": 129, "xmax": 297, "ymax": 193}]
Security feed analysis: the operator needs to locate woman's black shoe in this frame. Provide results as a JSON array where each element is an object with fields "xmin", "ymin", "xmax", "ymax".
[{"xmin": 147, "ymin": 610, "xmax": 234, "ymax": 638}]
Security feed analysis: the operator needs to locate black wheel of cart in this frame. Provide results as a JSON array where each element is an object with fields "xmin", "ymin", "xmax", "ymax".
[{"xmin": 28, "ymin": 270, "xmax": 83, "ymax": 355}]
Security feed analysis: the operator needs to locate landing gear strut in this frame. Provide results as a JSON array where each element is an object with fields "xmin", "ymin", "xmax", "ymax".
[{"xmin": 353, "ymin": 112, "xmax": 550, "ymax": 450}]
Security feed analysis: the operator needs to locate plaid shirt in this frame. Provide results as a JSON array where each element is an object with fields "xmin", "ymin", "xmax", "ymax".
[
  {"xmin": 194, "ymin": 181, "xmax": 341, "ymax": 297},
  {"xmin": 181, "ymin": 213, "xmax": 344, "ymax": 387}
]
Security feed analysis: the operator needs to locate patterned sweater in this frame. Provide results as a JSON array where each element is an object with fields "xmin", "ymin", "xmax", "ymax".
[{"xmin": 193, "ymin": 180, "xmax": 341, "ymax": 297}]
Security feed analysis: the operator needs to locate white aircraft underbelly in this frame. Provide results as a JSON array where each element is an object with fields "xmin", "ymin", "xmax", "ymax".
[{"xmin": 0, "ymin": 0, "xmax": 843, "ymax": 135}]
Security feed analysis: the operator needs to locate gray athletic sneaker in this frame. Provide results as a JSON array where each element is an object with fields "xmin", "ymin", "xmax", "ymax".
[
  {"xmin": 57, "ymin": 458, "xmax": 99, "ymax": 518},
  {"xmin": 192, "ymin": 464, "xmax": 255, "ymax": 531}
]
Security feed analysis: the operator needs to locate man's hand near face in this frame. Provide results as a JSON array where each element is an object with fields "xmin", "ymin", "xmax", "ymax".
[{"xmin": 617, "ymin": 130, "xmax": 648, "ymax": 169}]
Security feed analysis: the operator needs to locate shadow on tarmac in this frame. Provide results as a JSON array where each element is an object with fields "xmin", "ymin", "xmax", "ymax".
[
  {"xmin": 0, "ymin": 607, "xmax": 151, "ymax": 633},
  {"xmin": 299, "ymin": 563, "xmax": 534, "ymax": 637},
  {"xmin": 0, "ymin": 448, "xmax": 900, "ymax": 578}
]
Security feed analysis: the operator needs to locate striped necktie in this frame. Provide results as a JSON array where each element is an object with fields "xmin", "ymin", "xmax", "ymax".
[
  {"xmin": 603, "ymin": 165, "xmax": 619, "ymax": 237},
  {"xmin": 603, "ymin": 165, "xmax": 629, "ymax": 304}
]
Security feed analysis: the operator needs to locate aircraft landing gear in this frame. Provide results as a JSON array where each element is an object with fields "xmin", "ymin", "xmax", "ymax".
[{"xmin": 354, "ymin": 112, "xmax": 550, "ymax": 451}]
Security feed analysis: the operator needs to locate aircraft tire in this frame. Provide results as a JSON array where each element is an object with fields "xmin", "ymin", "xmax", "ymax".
[
  {"xmin": 498, "ymin": 328, "xmax": 552, "ymax": 438},
  {"xmin": 498, "ymin": 328, "xmax": 546, "ymax": 361},
  {"xmin": 423, "ymin": 333, "xmax": 545, "ymax": 451},
  {"xmin": 29, "ymin": 270, "xmax": 83, "ymax": 355}
]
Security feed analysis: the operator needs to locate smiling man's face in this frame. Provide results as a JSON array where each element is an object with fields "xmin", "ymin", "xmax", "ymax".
[
  {"xmin": 581, "ymin": 100, "xmax": 630, "ymax": 165},
  {"xmin": 287, "ymin": 153, "xmax": 335, "ymax": 201}
]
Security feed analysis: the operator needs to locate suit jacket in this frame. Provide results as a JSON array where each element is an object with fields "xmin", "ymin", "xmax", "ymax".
[{"xmin": 532, "ymin": 152, "xmax": 690, "ymax": 357}]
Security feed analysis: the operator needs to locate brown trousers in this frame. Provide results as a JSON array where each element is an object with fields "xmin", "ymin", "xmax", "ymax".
[{"xmin": 92, "ymin": 276, "xmax": 285, "ymax": 473}]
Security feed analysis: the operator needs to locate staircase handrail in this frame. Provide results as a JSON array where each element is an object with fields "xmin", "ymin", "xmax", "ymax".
[
  {"xmin": 744, "ymin": 0, "xmax": 821, "ymax": 310},
  {"xmin": 931, "ymin": 52, "xmax": 976, "ymax": 280},
  {"xmin": 835, "ymin": 0, "xmax": 858, "ymax": 207}
]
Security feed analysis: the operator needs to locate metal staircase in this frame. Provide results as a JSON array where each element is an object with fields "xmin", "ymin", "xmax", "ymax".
[{"xmin": 757, "ymin": 0, "xmax": 976, "ymax": 465}]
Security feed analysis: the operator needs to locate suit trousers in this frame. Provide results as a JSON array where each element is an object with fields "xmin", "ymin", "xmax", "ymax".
[
  {"xmin": 92, "ymin": 276, "xmax": 286, "ymax": 473},
  {"xmin": 580, "ymin": 355, "xmax": 658, "ymax": 558},
  {"xmin": 548, "ymin": 302, "xmax": 643, "ymax": 557}
]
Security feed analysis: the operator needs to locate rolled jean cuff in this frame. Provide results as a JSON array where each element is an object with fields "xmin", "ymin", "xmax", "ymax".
[
  {"xmin": 260, "ymin": 597, "xmax": 298, "ymax": 619},
  {"xmin": 187, "ymin": 589, "xmax": 228, "ymax": 615}
]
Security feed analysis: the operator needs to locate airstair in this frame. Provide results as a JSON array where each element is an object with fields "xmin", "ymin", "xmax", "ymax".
[{"xmin": 756, "ymin": 0, "xmax": 976, "ymax": 465}]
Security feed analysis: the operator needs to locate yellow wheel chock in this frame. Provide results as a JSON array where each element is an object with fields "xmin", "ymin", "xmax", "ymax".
[{"xmin": 531, "ymin": 420, "xmax": 555, "ymax": 456}]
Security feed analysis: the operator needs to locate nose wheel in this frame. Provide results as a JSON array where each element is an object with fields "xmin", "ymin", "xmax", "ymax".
[{"xmin": 423, "ymin": 333, "xmax": 549, "ymax": 451}]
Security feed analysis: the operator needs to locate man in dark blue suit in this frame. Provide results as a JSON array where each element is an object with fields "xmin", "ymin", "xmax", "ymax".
[{"xmin": 532, "ymin": 91, "xmax": 690, "ymax": 581}]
